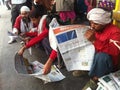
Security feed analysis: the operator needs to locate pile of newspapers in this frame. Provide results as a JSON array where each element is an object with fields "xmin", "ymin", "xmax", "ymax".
[{"xmin": 96, "ymin": 70, "xmax": 120, "ymax": 90}]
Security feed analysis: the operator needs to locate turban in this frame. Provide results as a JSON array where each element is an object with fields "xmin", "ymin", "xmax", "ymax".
[
  {"xmin": 87, "ymin": 8, "xmax": 112, "ymax": 25},
  {"xmin": 20, "ymin": 6, "xmax": 30, "ymax": 13}
]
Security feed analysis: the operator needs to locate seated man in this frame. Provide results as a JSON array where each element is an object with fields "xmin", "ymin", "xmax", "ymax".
[
  {"xmin": 17, "ymin": 9, "xmax": 59, "ymax": 58},
  {"xmin": 8, "ymin": 6, "xmax": 33, "ymax": 44},
  {"xmin": 82, "ymin": 8, "xmax": 120, "ymax": 90}
]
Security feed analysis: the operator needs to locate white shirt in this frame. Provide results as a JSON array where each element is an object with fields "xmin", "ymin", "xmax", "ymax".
[{"xmin": 11, "ymin": 0, "xmax": 26, "ymax": 4}]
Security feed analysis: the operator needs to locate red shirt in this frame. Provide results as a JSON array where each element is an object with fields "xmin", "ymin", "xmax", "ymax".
[
  {"xmin": 25, "ymin": 27, "xmax": 48, "ymax": 48},
  {"xmin": 94, "ymin": 24, "xmax": 120, "ymax": 66},
  {"xmin": 25, "ymin": 16, "xmax": 48, "ymax": 48},
  {"xmin": 49, "ymin": 50, "xmax": 57, "ymax": 60},
  {"xmin": 14, "ymin": 15, "xmax": 22, "ymax": 31}
]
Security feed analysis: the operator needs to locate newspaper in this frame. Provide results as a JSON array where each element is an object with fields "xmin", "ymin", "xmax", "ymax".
[
  {"xmin": 29, "ymin": 61, "xmax": 65, "ymax": 83},
  {"xmin": 111, "ymin": 70, "xmax": 120, "ymax": 87},
  {"xmin": 14, "ymin": 53, "xmax": 65, "ymax": 83},
  {"xmin": 98, "ymin": 75, "xmax": 120, "ymax": 90},
  {"xmin": 97, "ymin": 70, "xmax": 120, "ymax": 90},
  {"xmin": 49, "ymin": 23, "xmax": 95, "ymax": 71},
  {"xmin": 97, "ymin": 82, "xmax": 108, "ymax": 90}
]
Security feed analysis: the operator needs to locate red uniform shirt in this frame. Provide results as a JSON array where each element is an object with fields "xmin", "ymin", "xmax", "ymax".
[{"xmin": 94, "ymin": 24, "xmax": 120, "ymax": 66}]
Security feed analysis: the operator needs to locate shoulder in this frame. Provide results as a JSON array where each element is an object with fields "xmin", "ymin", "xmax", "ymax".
[
  {"xmin": 106, "ymin": 24, "xmax": 120, "ymax": 34},
  {"xmin": 106, "ymin": 24, "xmax": 120, "ymax": 30},
  {"xmin": 16, "ymin": 15, "xmax": 22, "ymax": 20}
]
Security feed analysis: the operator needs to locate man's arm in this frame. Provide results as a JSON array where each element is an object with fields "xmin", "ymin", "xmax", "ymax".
[
  {"xmin": 18, "ymin": 28, "xmax": 48, "ymax": 55},
  {"xmin": 84, "ymin": 29, "xmax": 96, "ymax": 43},
  {"xmin": 43, "ymin": 50, "xmax": 57, "ymax": 75}
]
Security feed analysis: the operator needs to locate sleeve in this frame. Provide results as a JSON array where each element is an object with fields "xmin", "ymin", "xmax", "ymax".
[
  {"xmin": 107, "ymin": 32, "xmax": 120, "ymax": 56},
  {"xmin": 49, "ymin": 50, "xmax": 57, "ymax": 61},
  {"xmin": 13, "ymin": 15, "xmax": 21, "ymax": 31},
  {"xmin": 25, "ymin": 28, "xmax": 48, "ymax": 48},
  {"xmin": 25, "ymin": 32, "xmax": 38, "ymax": 37},
  {"xmin": 95, "ymin": 31, "xmax": 120, "ymax": 56}
]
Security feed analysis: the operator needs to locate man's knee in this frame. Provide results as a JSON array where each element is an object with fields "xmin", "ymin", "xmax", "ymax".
[{"xmin": 95, "ymin": 52, "xmax": 111, "ymax": 62}]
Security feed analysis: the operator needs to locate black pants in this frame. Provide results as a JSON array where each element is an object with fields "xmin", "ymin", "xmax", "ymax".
[
  {"xmin": 11, "ymin": 3, "xmax": 26, "ymax": 28},
  {"xmin": 41, "ymin": 37, "xmax": 52, "ymax": 56},
  {"xmin": 5, "ymin": 1, "xmax": 11, "ymax": 10}
]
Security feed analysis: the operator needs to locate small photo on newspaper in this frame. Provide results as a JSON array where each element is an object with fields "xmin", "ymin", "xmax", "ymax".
[{"xmin": 14, "ymin": 53, "xmax": 65, "ymax": 83}]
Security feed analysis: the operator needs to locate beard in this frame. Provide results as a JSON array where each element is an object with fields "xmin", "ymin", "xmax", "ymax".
[{"xmin": 22, "ymin": 17, "xmax": 30, "ymax": 23}]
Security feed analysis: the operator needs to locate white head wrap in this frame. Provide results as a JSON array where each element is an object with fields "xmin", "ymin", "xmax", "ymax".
[
  {"xmin": 20, "ymin": 6, "xmax": 30, "ymax": 13},
  {"xmin": 87, "ymin": 8, "xmax": 112, "ymax": 25}
]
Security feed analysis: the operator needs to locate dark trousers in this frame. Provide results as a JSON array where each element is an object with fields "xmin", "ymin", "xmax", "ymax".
[
  {"xmin": 5, "ymin": 1, "xmax": 11, "ymax": 10},
  {"xmin": 89, "ymin": 52, "xmax": 113, "ymax": 78},
  {"xmin": 41, "ymin": 37, "xmax": 52, "ymax": 56},
  {"xmin": 11, "ymin": 3, "xmax": 26, "ymax": 28}
]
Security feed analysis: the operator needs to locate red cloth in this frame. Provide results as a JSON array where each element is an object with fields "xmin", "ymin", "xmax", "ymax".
[
  {"xmin": 24, "ymin": 15, "xmax": 57, "ymax": 61},
  {"xmin": 25, "ymin": 32, "xmax": 38, "ymax": 37},
  {"xmin": 93, "ymin": 24, "xmax": 120, "ymax": 66},
  {"xmin": 49, "ymin": 50, "xmax": 57, "ymax": 61},
  {"xmin": 25, "ymin": 27, "xmax": 48, "ymax": 48},
  {"xmin": 13, "ymin": 15, "xmax": 36, "ymax": 33},
  {"xmin": 25, "ymin": 15, "xmax": 48, "ymax": 48},
  {"xmin": 13, "ymin": 15, "xmax": 22, "ymax": 31},
  {"xmin": 25, "ymin": 28, "xmax": 57, "ymax": 61}
]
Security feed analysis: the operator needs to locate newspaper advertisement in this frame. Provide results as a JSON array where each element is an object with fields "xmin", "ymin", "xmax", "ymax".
[
  {"xmin": 14, "ymin": 53, "xmax": 65, "ymax": 83},
  {"xmin": 50, "ymin": 24, "xmax": 95, "ymax": 71}
]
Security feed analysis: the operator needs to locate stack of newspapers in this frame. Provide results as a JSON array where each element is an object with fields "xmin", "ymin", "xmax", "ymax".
[{"xmin": 96, "ymin": 70, "xmax": 120, "ymax": 90}]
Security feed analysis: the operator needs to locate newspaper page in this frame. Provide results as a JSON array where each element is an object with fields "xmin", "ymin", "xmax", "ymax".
[
  {"xmin": 51, "ymin": 25, "xmax": 95, "ymax": 71},
  {"xmin": 98, "ymin": 74, "xmax": 120, "ymax": 90},
  {"xmin": 14, "ymin": 53, "xmax": 65, "ymax": 83},
  {"xmin": 29, "ymin": 61, "xmax": 65, "ymax": 83},
  {"xmin": 111, "ymin": 70, "xmax": 120, "ymax": 87},
  {"xmin": 97, "ymin": 82, "xmax": 108, "ymax": 90},
  {"xmin": 97, "ymin": 70, "xmax": 120, "ymax": 90}
]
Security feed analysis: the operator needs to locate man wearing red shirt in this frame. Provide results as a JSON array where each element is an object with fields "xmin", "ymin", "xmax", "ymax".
[
  {"xmin": 83, "ymin": 8, "xmax": 120, "ymax": 90},
  {"xmin": 8, "ymin": 6, "xmax": 33, "ymax": 44},
  {"xmin": 18, "ymin": 10, "xmax": 57, "ymax": 71}
]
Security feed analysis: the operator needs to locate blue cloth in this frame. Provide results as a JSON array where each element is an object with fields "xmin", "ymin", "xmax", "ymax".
[{"xmin": 89, "ymin": 52, "xmax": 113, "ymax": 78}]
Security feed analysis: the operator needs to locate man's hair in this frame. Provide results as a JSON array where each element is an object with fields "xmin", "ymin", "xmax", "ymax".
[{"xmin": 29, "ymin": 9, "xmax": 44, "ymax": 18}]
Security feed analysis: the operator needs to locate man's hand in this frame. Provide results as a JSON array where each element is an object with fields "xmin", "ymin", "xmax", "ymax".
[
  {"xmin": 18, "ymin": 46, "xmax": 26, "ymax": 55},
  {"xmin": 84, "ymin": 29, "xmax": 95, "ymax": 43},
  {"xmin": 43, "ymin": 58, "xmax": 53, "ymax": 75},
  {"xmin": 23, "ymin": 37, "xmax": 31, "ymax": 43}
]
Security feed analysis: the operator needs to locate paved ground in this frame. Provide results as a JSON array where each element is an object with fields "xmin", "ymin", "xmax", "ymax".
[{"xmin": 0, "ymin": 5, "xmax": 90, "ymax": 90}]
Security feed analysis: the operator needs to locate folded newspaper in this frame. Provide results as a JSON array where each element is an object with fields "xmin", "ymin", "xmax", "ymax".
[
  {"xmin": 14, "ymin": 53, "xmax": 65, "ymax": 83},
  {"xmin": 96, "ymin": 70, "xmax": 120, "ymax": 90}
]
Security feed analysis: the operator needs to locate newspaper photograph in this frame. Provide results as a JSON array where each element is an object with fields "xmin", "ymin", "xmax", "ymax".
[
  {"xmin": 14, "ymin": 53, "xmax": 65, "ymax": 83},
  {"xmin": 51, "ymin": 25, "xmax": 95, "ymax": 71}
]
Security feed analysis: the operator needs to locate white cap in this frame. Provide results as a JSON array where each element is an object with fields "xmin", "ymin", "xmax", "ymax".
[
  {"xmin": 20, "ymin": 6, "xmax": 30, "ymax": 13},
  {"xmin": 87, "ymin": 8, "xmax": 112, "ymax": 25}
]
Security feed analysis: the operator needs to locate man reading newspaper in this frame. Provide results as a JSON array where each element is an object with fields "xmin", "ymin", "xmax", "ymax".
[{"xmin": 82, "ymin": 8, "xmax": 120, "ymax": 90}]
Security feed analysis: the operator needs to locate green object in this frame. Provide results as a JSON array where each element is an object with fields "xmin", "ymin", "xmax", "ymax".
[
  {"xmin": 72, "ymin": 70, "xmax": 87, "ymax": 77},
  {"xmin": 82, "ymin": 79, "xmax": 98, "ymax": 90}
]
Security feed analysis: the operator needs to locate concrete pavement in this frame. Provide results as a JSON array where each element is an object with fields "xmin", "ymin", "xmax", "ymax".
[{"xmin": 0, "ymin": 5, "xmax": 90, "ymax": 90}]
